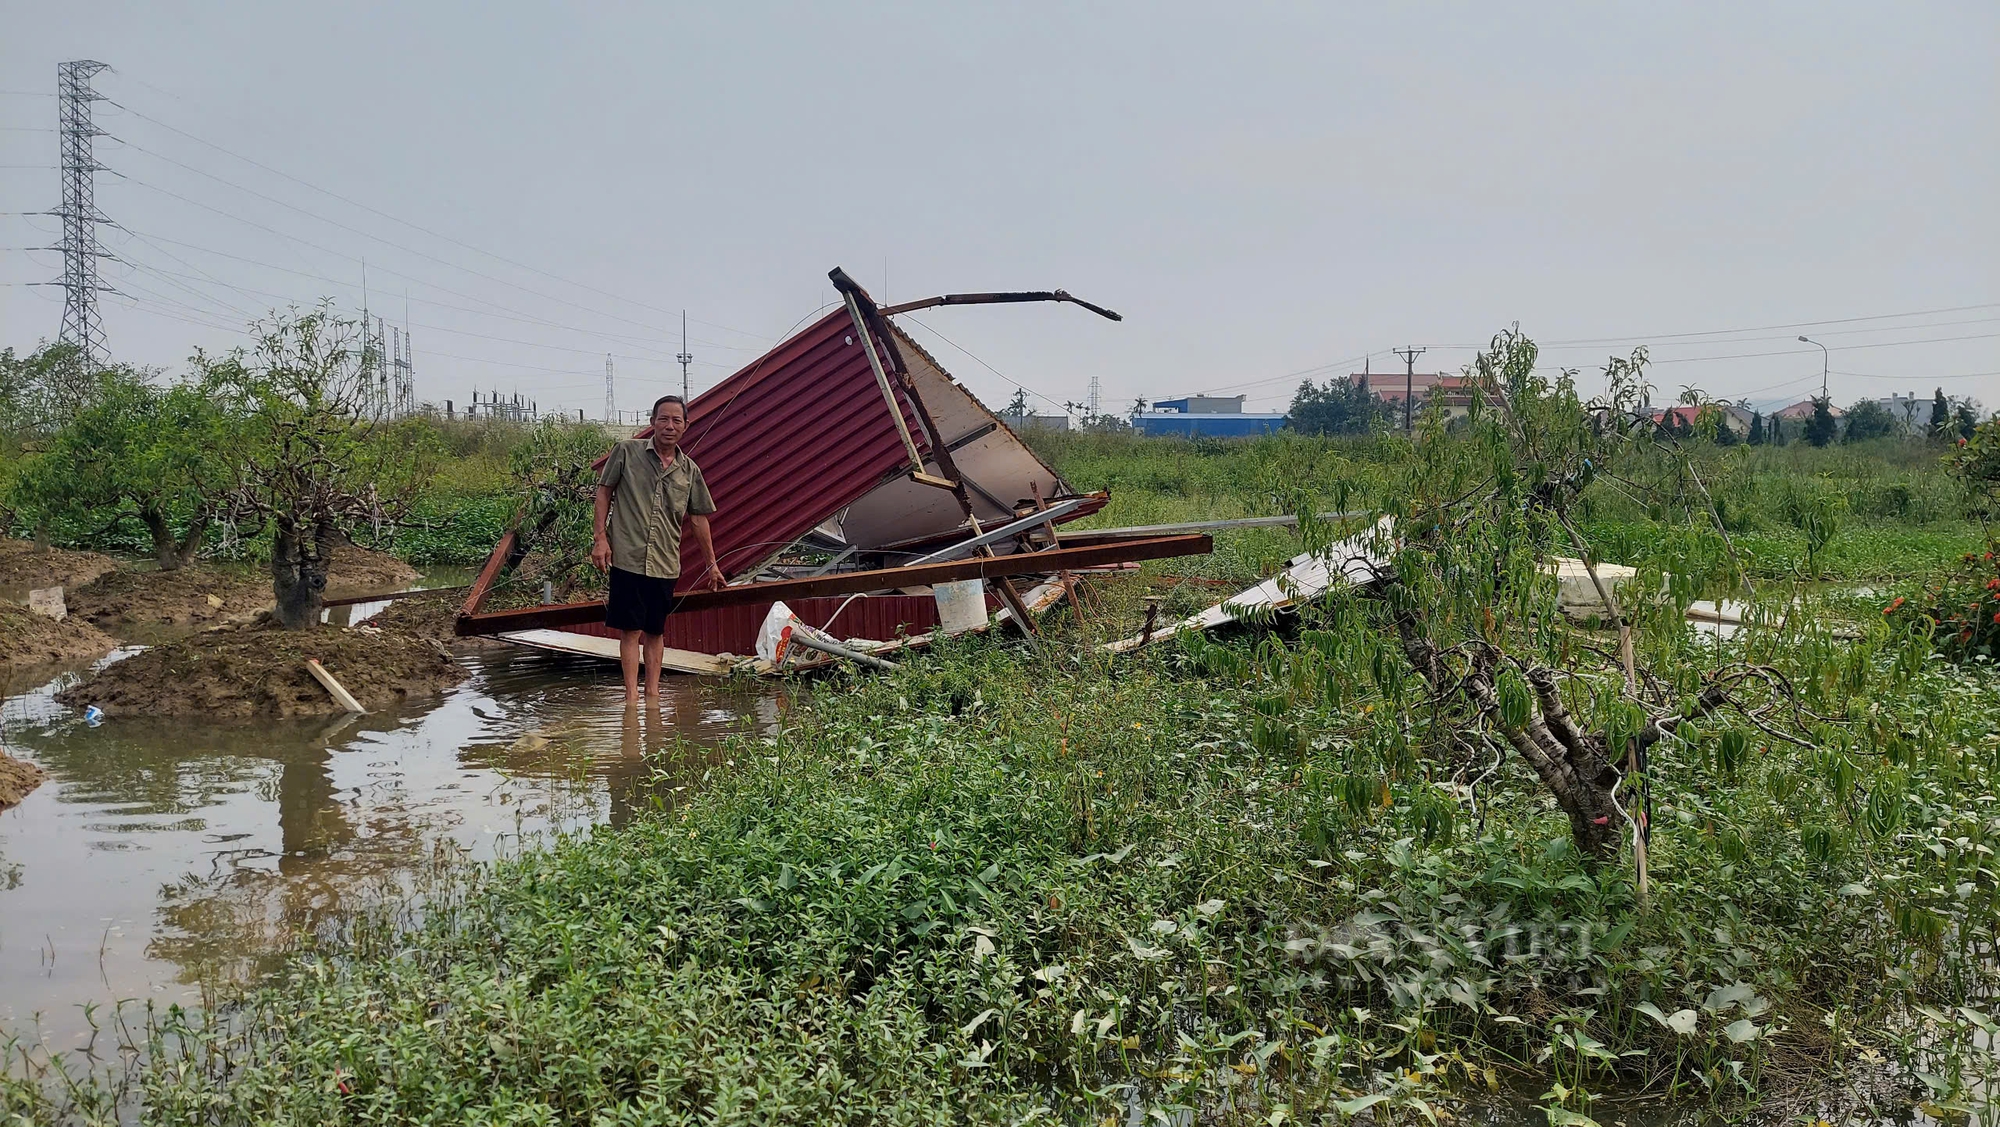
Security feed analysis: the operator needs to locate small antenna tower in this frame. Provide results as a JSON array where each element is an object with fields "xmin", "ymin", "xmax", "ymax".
[
  {"xmin": 1086, "ymin": 375, "xmax": 1102, "ymax": 420},
  {"xmin": 47, "ymin": 60, "xmax": 114, "ymax": 367},
  {"xmin": 676, "ymin": 310, "xmax": 693, "ymax": 402},
  {"xmin": 604, "ymin": 353, "xmax": 615, "ymax": 422}
]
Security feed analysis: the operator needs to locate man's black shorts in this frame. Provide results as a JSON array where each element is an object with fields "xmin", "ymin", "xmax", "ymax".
[{"xmin": 604, "ymin": 567, "xmax": 682, "ymax": 635}]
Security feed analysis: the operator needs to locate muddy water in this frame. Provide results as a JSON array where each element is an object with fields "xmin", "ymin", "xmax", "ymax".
[{"xmin": 0, "ymin": 642, "xmax": 782, "ymax": 1053}]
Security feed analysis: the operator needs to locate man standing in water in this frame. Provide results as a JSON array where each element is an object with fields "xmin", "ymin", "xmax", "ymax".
[{"xmin": 592, "ymin": 395, "xmax": 727, "ymax": 703}]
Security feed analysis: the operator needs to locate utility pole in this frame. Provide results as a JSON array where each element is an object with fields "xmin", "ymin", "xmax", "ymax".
[
  {"xmin": 1394, "ymin": 346, "xmax": 1426, "ymax": 433},
  {"xmin": 676, "ymin": 310, "xmax": 692, "ymax": 402},
  {"xmin": 604, "ymin": 353, "xmax": 615, "ymax": 422},
  {"xmin": 46, "ymin": 60, "xmax": 114, "ymax": 368}
]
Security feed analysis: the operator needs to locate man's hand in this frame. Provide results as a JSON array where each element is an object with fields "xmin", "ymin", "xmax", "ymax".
[
  {"xmin": 700, "ymin": 562, "xmax": 727, "ymax": 591},
  {"xmin": 591, "ymin": 535, "xmax": 612, "ymax": 573}
]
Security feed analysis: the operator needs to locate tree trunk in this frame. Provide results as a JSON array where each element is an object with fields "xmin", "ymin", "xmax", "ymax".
[
  {"xmin": 176, "ymin": 513, "xmax": 208, "ymax": 570},
  {"xmin": 1386, "ymin": 602, "xmax": 1630, "ymax": 860},
  {"xmin": 141, "ymin": 504, "xmax": 184, "ymax": 572},
  {"xmin": 272, "ymin": 518, "xmax": 332, "ymax": 630}
]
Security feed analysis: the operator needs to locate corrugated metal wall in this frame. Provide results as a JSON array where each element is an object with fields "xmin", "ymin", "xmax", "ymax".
[{"xmin": 612, "ymin": 309, "xmax": 929, "ymax": 581}]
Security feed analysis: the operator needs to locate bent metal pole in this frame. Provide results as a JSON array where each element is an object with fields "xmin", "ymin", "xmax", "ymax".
[{"xmin": 833, "ymin": 275, "xmax": 946, "ymax": 489}]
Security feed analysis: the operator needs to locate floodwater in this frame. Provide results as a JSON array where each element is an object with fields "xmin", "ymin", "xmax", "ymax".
[{"xmin": 0, "ymin": 639, "xmax": 783, "ymax": 1054}]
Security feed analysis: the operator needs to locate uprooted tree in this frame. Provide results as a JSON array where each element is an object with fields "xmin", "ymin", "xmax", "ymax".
[
  {"xmin": 1292, "ymin": 330, "xmax": 1824, "ymax": 861},
  {"xmin": 200, "ymin": 308, "xmax": 437, "ymax": 629}
]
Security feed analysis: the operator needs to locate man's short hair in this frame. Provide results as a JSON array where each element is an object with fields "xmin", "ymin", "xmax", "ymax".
[{"xmin": 651, "ymin": 395, "xmax": 687, "ymax": 422}]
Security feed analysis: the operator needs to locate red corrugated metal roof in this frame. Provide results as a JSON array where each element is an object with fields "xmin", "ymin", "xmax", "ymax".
[{"xmin": 604, "ymin": 309, "xmax": 930, "ymax": 580}]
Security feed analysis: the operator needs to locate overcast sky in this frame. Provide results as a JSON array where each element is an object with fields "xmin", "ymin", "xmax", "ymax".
[{"xmin": 3, "ymin": 2, "xmax": 1995, "ymax": 421}]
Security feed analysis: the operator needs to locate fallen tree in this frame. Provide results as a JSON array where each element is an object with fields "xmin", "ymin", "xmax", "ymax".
[{"xmin": 1306, "ymin": 330, "xmax": 1821, "ymax": 862}]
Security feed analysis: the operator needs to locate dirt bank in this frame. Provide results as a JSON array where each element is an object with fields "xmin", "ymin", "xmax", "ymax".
[
  {"xmin": 326, "ymin": 543, "xmax": 422, "ymax": 599},
  {"xmin": 57, "ymin": 622, "xmax": 465, "ymax": 719},
  {"xmin": 0, "ymin": 748, "xmax": 45, "ymax": 810},
  {"xmin": 0, "ymin": 538, "xmax": 116, "ymax": 595},
  {"xmin": 66, "ymin": 564, "xmax": 272, "ymax": 637},
  {"xmin": 364, "ymin": 590, "xmax": 464, "ymax": 642},
  {"xmin": 0, "ymin": 600, "xmax": 118, "ymax": 679}
]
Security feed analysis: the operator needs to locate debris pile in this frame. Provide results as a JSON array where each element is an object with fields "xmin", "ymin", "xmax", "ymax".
[{"xmin": 456, "ymin": 267, "xmax": 1215, "ymax": 674}]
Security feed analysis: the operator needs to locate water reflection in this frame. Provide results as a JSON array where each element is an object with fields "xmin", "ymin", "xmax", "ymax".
[{"xmin": 0, "ymin": 643, "xmax": 781, "ymax": 1051}]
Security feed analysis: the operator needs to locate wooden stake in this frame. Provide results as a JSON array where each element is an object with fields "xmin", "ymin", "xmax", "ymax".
[{"xmin": 306, "ymin": 659, "xmax": 368, "ymax": 714}]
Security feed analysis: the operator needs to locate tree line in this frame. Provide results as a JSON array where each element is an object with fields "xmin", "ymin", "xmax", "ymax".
[{"xmin": 1, "ymin": 309, "xmax": 439, "ymax": 629}]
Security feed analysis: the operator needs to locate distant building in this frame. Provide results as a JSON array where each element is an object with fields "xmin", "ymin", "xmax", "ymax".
[
  {"xmin": 1131, "ymin": 412, "xmax": 1284, "ymax": 438},
  {"xmin": 1863, "ymin": 393, "xmax": 1925, "ymax": 431},
  {"xmin": 1133, "ymin": 394, "xmax": 1283, "ymax": 437},
  {"xmin": 1651, "ymin": 404, "xmax": 1748, "ymax": 437},
  {"xmin": 1151, "ymin": 395, "xmax": 1247, "ymax": 414},
  {"xmin": 1363, "ymin": 373, "xmax": 1478, "ymax": 421},
  {"xmin": 1773, "ymin": 398, "xmax": 1845, "ymax": 421}
]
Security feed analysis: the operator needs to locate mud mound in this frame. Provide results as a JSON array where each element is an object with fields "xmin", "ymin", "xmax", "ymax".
[
  {"xmin": 327, "ymin": 544, "xmax": 422, "ymax": 599},
  {"xmin": 67, "ymin": 564, "xmax": 271, "ymax": 637},
  {"xmin": 0, "ymin": 749, "xmax": 45, "ymax": 809},
  {"xmin": 57, "ymin": 623, "xmax": 465, "ymax": 719},
  {"xmin": 0, "ymin": 538, "xmax": 116, "ymax": 595},
  {"xmin": 366, "ymin": 591, "xmax": 462, "ymax": 642},
  {"xmin": 0, "ymin": 600, "xmax": 118, "ymax": 676}
]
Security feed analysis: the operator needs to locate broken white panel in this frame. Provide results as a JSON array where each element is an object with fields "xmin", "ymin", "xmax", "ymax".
[
  {"xmin": 1546, "ymin": 557, "xmax": 1641, "ymax": 622},
  {"xmin": 1104, "ymin": 518, "xmax": 1394, "ymax": 653}
]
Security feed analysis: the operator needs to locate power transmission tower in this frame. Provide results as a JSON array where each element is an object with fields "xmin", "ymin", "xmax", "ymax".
[
  {"xmin": 1086, "ymin": 376, "xmax": 1101, "ymax": 421},
  {"xmin": 1393, "ymin": 346, "xmax": 1426, "ymax": 433},
  {"xmin": 603, "ymin": 353, "xmax": 615, "ymax": 422},
  {"xmin": 48, "ymin": 60, "xmax": 115, "ymax": 367},
  {"xmin": 676, "ymin": 310, "xmax": 693, "ymax": 402}
]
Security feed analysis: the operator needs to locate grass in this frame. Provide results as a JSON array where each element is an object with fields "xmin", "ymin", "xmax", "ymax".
[
  {"xmin": 9, "ymin": 591, "xmax": 2000, "ymax": 1123},
  {"xmin": 6, "ymin": 428, "xmax": 1999, "ymax": 1123}
]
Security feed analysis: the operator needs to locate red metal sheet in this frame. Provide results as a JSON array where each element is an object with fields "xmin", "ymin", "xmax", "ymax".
[{"xmin": 604, "ymin": 309, "xmax": 930, "ymax": 581}]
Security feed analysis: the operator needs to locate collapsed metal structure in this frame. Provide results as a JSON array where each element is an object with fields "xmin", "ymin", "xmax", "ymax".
[{"xmin": 455, "ymin": 268, "xmax": 1213, "ymax": 672}]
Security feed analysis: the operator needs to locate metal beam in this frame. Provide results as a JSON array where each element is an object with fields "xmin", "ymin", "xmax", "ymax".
[
  {"xmin": 879, "ymin": 290, "xmax": 1123, "ymax": 322},
  {"xmin": 1047, "ymin": 511, "xmax": 1367, "ymax": 545},
  {"xmin": 909, "ymin": 495, "xmax": 1091, "ymax": 564},
  {"xmin": 454, "ymin": 534, "xmax": 1212, "ymax": 636}
]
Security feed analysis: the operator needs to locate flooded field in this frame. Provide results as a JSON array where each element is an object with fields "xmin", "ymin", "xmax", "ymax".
[{"xmin": 0, "ymin": 640, "xmax": 781, "ymax": 1053}]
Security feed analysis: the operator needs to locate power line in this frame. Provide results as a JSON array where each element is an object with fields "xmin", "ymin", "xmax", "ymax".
[
  {"xmin": 103, "ymin": 133, "xmax": 759, "ymax": 354},
  {"xmin": 101, "ymin": 87, "xmax": 769, "ymax": 343},
  {"xmin": 896, "ymin": 315, "xmax": 1077, "ymax": 419},
  {"xmin": 109, "ymin": 174, "xmax": 717, "ymax": 362},
  {"xmin": 112, "ymin": 228, "xmax": 694, "ymax": 359},
  {"xmin": 1646, "ymin": 330, "xmax": 2000, "ymax": 365},
  {"xmin": 1531, "ymin": 301, "xmax": 2000, "ymax": 349}
]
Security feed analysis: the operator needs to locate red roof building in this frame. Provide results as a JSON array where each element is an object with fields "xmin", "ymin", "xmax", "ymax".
[{"xmin": 1773, "ymin": 398, "xmax": 1844, "ymax": 420}]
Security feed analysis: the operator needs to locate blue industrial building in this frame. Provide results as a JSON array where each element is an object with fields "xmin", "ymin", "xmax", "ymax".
[{"xmin": 1131, "ymin": 394, "xmax": 1286, "ymax": 438}]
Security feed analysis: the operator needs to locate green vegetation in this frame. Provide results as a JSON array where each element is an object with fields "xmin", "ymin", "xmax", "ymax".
[{"xmin": 4, "ymin": 329, "xmax": 1999, "ymax": 1122}]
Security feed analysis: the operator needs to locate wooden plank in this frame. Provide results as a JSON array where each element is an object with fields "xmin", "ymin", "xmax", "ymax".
[
  {"xmin": 305, "ymin": 659, "xmax": 368, "ymax": 714},
  {"xmin": 496, "ymin": 629, "xmax": 734, "ymax": 675},
  {"xmin": 459, "ymin": 529, "xmax": 518, "ymax": 619},
  {"xmin": 456, "ymin": 534, "xmax": 1213, "ymax": 637}
]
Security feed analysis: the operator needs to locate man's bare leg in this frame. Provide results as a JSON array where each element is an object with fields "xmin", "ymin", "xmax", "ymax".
[
  {"xmin": 618, "ymin": 629, "xmax": 644, "ymax": 703},
  {"xmin": 642, "ymin": 632, "xmax": 666, "ymax": 699}
]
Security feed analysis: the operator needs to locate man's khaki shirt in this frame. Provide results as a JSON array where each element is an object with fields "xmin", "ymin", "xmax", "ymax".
[{"xmin": 598, "ymin": 439, "xmax": 716, "ymax": 579}]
